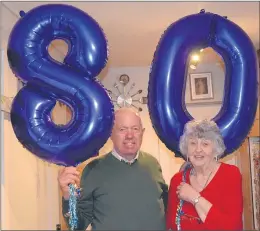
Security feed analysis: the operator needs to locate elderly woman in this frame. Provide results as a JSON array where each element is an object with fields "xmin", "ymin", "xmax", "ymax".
[{"xmin": 166, "ymin": 119, "xmax": 243, "ymax": 230}]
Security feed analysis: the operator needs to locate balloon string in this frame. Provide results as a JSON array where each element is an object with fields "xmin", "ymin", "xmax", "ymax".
[
  {"xmin": 175, "ymin": 164, "xmax": 190, "ymax": 230},
  {"xmin": 69, "ymin": 184, "xmax": 78, "ymax": 230}
]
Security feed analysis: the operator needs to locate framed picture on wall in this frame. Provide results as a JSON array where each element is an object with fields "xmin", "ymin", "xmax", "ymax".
[{"xmin": 189, "ymin": 72, "xmax": 213, "ymax": 100}]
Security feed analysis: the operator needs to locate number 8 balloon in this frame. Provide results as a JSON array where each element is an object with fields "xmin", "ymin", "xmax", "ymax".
[
  {"xmin": 148, "ymin": 10, "xmax": 259, "ymax": 158},
  {"xmin": 7, "ymin": 4, "xmax": 114, "ymax": 166}
]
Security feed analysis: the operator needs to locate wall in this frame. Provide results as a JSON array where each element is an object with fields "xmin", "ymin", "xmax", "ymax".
[
  {"xmin": 1, "ymin": 49, "xmax": 66, "ymax": 229},
  {"xmin": 186, "ymin": 61, "xmax": 225, "ymax": 119},
  {"xmin": 101, "ymin": 65, "xmax": 238, "ymax": 185},
  {"xmin": 1, "ymin": 22, "xmax": 67, "ymax": 230},
  {"xmin": 1, "ymin": 50, "xmax": 239, "ymax": 229},
  {"xmin": 1, "ymin": 5, "xmax": 239, "ymax": 228}
]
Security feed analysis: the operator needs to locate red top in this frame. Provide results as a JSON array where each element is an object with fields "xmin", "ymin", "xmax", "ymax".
[{"xmin": 166, "ymin": 163, "xmax": 243, "ymax": 230}]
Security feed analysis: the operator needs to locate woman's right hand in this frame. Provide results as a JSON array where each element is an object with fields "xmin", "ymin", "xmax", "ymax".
[
  {"xmin": 58, "ymin": 167, "xmax": 80, "ymax": 200},
  {"xmin": 177, "ymin": 182, "xmax": 200, "ymax": 204}
]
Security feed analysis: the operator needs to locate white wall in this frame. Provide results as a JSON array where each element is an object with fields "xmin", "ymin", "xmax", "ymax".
[
  {"xmin": 186, "ymin": 62, "xmax": 225, "ymax": 119},
  {"xmin": 1, "ymin": 19, "xmax": 67, "ymax": 229},
  {"xmin": 101, "ymin": 65, "xmax": 238, "ymax": 185},
  {"xmin": 1, "ymin": 49, "xmax": 239, "ymax": 230},
  {"xmin": 1, "ymin": 49, "xmax": 5, "ymax": 231},
  {"xmin": 1, "ymin": 5, "xmax": 238, "ymax": 229},
  {"xmin": 1, "ymin": 64, "xmax": 240, "ymax": 229},
  {"xmin": 1, "ymin": 47, "xmax": 66, "ymax": 229}
]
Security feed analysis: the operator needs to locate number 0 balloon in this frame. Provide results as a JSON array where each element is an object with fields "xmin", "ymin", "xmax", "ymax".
[
  {"xmin": 7, "ymin": 4, "xmax": 114, "ymax": 166},
  {"xmin": 148, "ymin": 10, "xmax": 259, "ymax": 158}
]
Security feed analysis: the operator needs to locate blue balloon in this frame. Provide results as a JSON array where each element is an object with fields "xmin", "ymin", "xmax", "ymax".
[
  {"xmin": 7, "ymin": 4, "xmax": 114, "ymax": 166},
  {"xmin": 148, "ymin": 10, "xmax": 259, "ymax": 158}
]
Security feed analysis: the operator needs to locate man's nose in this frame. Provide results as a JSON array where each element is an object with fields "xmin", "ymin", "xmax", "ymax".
[{"xmin": 125, "ymin": 129, "xmax": 134, "ymax": 137}]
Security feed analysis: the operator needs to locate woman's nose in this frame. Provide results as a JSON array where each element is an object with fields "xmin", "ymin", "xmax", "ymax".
[{"xmin": 195, "ymin": 144, "xmax": 202, "ymax": 151}]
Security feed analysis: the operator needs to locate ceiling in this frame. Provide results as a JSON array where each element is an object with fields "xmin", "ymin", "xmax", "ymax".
[{"xmin": 1, "ymin": 1, "xmax": 259, "ymax": 67}]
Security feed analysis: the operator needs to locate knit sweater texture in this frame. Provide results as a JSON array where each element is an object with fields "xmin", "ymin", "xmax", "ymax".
[{"xmin": 62, "ymin": 151, "xmax": 168, "ymax": 230}]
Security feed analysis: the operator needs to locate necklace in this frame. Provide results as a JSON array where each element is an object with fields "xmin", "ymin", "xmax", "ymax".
[{"xmin": 191, "ymin": 168, "xmax": 213, "ymax": 190}]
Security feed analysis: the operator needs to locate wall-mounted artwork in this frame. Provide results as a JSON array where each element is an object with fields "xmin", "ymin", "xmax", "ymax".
[{"xmin": 190, "ymin": 72, "xmax": 213, "ymax": 101}]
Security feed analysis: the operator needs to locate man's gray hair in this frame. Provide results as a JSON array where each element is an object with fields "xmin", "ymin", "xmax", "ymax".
[{"xmin": 179, "ymin": 119, "xmax": 226, "ymax": 158}]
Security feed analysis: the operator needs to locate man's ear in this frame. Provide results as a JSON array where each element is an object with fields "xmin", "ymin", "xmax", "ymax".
[{"xmin": 110, "ymin": 129, "xmax": 115, "ymax": 141}]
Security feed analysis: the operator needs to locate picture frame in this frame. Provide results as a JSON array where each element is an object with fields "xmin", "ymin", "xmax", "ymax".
[{"xmin": 189, "ymin": 72, "xmax": 213, "ymax": 100}]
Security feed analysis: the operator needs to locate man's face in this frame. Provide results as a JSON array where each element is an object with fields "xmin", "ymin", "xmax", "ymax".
[{"xmin": 111, "ymin": 110, "xmax": 144, "ymax": 158}]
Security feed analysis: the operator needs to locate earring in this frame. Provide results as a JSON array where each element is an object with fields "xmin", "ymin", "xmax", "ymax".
[
  {"xmin": 214, "ymin": 156, "xmax": 219, "ymax": 162},
  {"xmin": 186, "ymin": 155, "xmax": 189, "ymax": 162}
]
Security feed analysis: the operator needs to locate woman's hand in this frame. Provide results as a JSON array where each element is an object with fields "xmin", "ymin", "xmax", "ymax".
[{"xmin": 176, "ymin": 182, "xmax": 200, "ymax": 204}]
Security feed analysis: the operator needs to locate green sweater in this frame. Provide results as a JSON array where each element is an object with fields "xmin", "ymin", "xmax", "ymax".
[{"xmin": 62, "ymin": 151, "xmax": 168, "ymax": 230}]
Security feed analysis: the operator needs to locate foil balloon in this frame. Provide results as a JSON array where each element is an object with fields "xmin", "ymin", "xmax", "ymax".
[
  {"xmin": 7, "ymin": 4, "xmax": 114, "ymax": 166},
  {"xmin": 148, "ymin": 10, "xmax": 258, "ymax": 158}
]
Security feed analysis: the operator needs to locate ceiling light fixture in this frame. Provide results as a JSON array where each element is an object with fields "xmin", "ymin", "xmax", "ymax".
[{"xmin": 189, "ymin": 53, "xmax": 200, "ymax": 70}]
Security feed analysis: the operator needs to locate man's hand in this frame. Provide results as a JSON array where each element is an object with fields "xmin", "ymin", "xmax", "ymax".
[{"xmin": 58, "ymin": 167, "xmax": 80, "ymax": 200}]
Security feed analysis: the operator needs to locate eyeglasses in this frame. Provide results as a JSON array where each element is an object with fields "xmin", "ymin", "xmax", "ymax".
[{"xmin": 180, "ymin": 213, "xmax": 202, "ymax": 224}]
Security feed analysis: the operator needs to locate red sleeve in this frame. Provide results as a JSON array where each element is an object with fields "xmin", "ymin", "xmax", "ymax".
[
  {"xmin": 166, "ymin": 173, "xmax": 181, "ymax": 230},
  {"xmin": 204, "ymin": 166, "xmax": 243, "ymax": 230}
]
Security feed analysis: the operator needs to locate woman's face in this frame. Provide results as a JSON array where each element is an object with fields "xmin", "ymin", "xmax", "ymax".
[{"xmin": 187, "ymin": 137, "xmax": 215, "ymax": 167}]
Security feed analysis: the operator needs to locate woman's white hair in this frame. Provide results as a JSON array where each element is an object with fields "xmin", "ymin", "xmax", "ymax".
[{"xmin": 179, "ymin": 119, "xmax": 226, "ymax": 158}]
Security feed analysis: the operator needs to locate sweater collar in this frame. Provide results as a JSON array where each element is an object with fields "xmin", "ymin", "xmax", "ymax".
[{"xmin": 111, "ymin": 149, "xmax": 139, "ymax": 165}]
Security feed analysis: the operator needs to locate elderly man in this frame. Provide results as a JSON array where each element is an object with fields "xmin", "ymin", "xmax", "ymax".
[{"xmin": 58, "ymin": 107, "xmax": 168, "ymax": 230}]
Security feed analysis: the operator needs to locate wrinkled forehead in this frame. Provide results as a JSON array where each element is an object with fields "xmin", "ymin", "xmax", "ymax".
[
  {"xmin": 114, "ymin": 111, "xmax": 143, "ymax": 128},
  {"xmin": 187, "ymin": 131, "xmax": 216, "ymax": 141}
]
